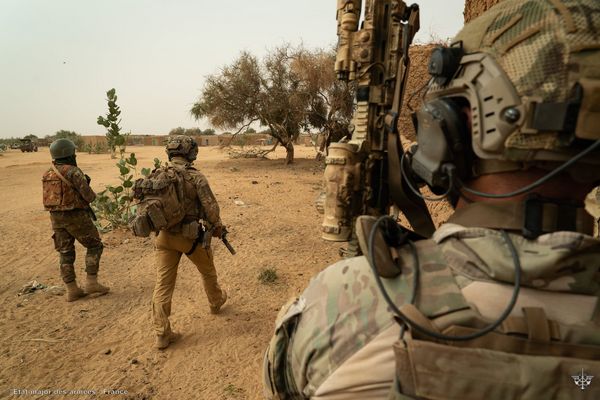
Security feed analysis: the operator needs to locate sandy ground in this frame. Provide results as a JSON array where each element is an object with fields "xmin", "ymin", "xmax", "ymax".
[{"xmin": 0, "ymin": 145, "xmax": 344, "ymax": 400}]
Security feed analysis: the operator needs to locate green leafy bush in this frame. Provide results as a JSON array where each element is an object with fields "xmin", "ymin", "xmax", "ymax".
[
  {"xmin": 92, "ymin": 154, "xmax": 163, "ymax": 231},
  {"xmin": 92, "ymin": 153, "xmax": 139, "ymax": 231}
]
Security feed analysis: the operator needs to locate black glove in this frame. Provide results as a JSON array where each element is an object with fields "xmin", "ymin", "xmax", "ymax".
[{"xmin": 212, "ymin": 225, "xmax": 224, "ymax": 239}]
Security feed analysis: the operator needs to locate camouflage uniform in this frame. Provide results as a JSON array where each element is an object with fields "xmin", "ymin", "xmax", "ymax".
[
  {"xmin": 263, "ymin": 219, "xmax": 600, "ymax": 399},
  {"xmin": 151, "ymin": 156, "xmax": 226, "ymax": 338},
  {"xmin": 264, "ymin": 0, "xmax": 600, "ymax": 398},
  {"xmin": 43, "ymin": 164, "xmax": 103, "ymax": 284}
]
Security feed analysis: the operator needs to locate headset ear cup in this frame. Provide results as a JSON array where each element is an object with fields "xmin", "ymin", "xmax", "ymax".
[
  {"xmin": 436, "ymin": 98, "xmax": 471, "ymax": 182},
  {"xmin": 410, "ymin": 98, "xmax": 471, "ymax": 193}
]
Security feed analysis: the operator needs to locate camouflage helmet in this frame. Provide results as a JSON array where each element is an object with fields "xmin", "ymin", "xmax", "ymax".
[
  {"xmin": 49, "ymin": 138, "xmax": 76, "ymax": 159},
  {"xmin": 425, "ymin": 0, "xmax": 600, "ymax": 176},
  {"xmin": 166, "ymin": 135, "xmax": 198, "ymax": 161}
]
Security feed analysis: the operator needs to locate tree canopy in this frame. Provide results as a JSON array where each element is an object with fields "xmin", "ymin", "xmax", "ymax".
[
  {"xmin": 168, "ymin": 127, "xmax": 216, "ymax": 136},
  {"xmin": 46, "ymin": 130, "xmax": 84, "ymax": 150},
  {"xmin": 190, "ymin": 46, "xmax": 353, "ymax": 164}
]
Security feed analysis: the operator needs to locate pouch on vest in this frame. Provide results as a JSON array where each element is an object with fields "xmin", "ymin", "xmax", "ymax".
[
  {"xmin": 131, "ymin": 167, "xmax": 186, "ymax": 236},
  {"xmin": 264, "ymin": 297, "xmax": 305, "ymax": 399},
  {"xmin": 131, "ymin": 214, "xmax": 152, "ymax": 237},
  {"xmin": 392, "ymin": 305, "xmax": 600, "ymax": 399},
  {"xmin": 42, "ymin": 173, "xmax": 63, "ymax": 208},
  {"xmin": 181, "ymin": 221, "xmax": 201, "ymax": 240}
]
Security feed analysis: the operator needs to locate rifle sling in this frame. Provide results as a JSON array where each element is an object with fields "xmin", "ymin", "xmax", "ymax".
[
  {"xmin": 51, "ymin": 163, "xmax": 94, "ymax": 215},
  {"xmin": 186, "ymin": 239, "xmax": 200, "ymax": 256},
  {"xmin": 51, "ymin": 164, "xmax": 74, "ymax": 189},
  {"xmin": 385, "ymin": 7, "xmax": 435, "ymax": 238},
  {"xmin": 185, "ymin": 226, "xmax": 205, "ymax": 255}
]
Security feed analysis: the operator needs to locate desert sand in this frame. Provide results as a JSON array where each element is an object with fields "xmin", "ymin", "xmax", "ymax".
[{"xmin": 0, "ymin": 145, "xmax": 344, "ymax": 399}]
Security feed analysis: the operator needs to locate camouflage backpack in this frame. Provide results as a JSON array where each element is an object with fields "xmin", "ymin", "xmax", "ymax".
[{"xmin": 130, "ymin": 166, "xmax": 187, "ymax": 237}]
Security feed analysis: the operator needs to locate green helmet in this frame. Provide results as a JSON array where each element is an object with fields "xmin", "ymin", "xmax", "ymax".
[
  {"xmin": 49, "ymin": 138, "xmax": 76, "ymax": 159},
  {"xmin": 165, "ymin": 135, "xmax": 198, "ymax": 161},
  {"xmin": 423, "ymin": 0, "xmax": 600, "ymax": 179}
]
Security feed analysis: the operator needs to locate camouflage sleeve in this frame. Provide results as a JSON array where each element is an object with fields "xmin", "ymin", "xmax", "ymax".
[
  {"xmin": 193, "ymin": 172, "xmax": 221, "ymax": 227},
  {"xmin": 68, "ymin": 167, "xmax": 96, "ymax": 204}
]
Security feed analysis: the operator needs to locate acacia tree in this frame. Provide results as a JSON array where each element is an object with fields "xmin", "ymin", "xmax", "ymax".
[
  {"xmin": 168, "ymin": 127, "xmax": 186, "ymax": 136},
  {"xmin": 192, "ymin": 48, "xmax": 310, "ymax": 164},
  {"xmin": 291, "ymin": 48, "xmax": 354, "ymax": 159},
  {"xmin": 168, "ymin": 127, "xmax": 216, "ymax": 136},
  {"xmin": 47, "ymin": 130, "xmax": 84, "ymax": 151},
  {"xmin": 191, "ymin": 47, "xmax": 354, "ymax": 164}
]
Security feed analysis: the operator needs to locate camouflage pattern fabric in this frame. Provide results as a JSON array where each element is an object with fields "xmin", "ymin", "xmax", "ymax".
[
  {"xmin": 435, "ymin": 224, "xmax": 600, "ymax": 295},
  {"xmin": 42, "ymin": 164, "xmax": 96, "ymax": 211},
  {"xmin": 50, "ymin": 209, "xmax": 103, "ymax": 283},
  {"xmin": 454, "ymin": 0, "xmax": 600, "ymax": 154},
  {"xmin": 263, "ymin": 226, "xmax": 600, "ymax": 398},
  {"xmin": 168, "ymin": 157, "xmax": 222, "ymax": 230}
]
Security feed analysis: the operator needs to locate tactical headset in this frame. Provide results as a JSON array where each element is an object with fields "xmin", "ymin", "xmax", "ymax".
[{"xmin": 404, "ymin": 45, "xmax": 600, "ymax": 205}]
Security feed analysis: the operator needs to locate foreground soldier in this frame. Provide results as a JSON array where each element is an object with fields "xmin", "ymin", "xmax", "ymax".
[
  {"xmin": 264, "ymin": 0, "xmax": 600, "ymax": 398},
  {"xmin": 42, "ymin": 139, "xmax": 109, "ymax": 302},
  {"xmin": 151, "ymin": 135, "xmax": 227, "ymax": 350}
]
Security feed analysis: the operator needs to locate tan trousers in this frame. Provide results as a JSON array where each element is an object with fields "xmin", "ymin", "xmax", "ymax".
[{"xmin": 152, "ymin": 230, "xmax": 224, "ymax": 336}]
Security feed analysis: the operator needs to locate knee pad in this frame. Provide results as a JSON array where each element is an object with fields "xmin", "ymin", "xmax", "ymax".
[
  {"xmin": 87, "ymin": 243, "xmax": 104, "ymax": 257},
  {"xmin": 59, "ymin": 250, "xmax": 76, "ymax": 266}
]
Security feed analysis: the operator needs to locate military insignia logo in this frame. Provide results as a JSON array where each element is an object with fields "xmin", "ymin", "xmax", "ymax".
[{"xmin": 572, "ymin": 369, "xmax": 593, "ymax": 390}]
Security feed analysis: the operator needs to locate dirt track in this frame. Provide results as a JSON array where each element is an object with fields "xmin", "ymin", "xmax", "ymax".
[{"xmin": 0, "ymin": 146, "xmax": 341, "ymax": 399}]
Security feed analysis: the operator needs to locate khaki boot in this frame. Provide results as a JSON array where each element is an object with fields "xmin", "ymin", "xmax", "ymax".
[
  {"xmin": 65, "ymin": 281, "xmax": 87, "ymax": 302},
  {"xmin": 210, "ymin": 290, "xmax": 227, "ymax": 314},
  {"xmin": 155, "ymin": 331, "xmax": 181, "ymax": 350},
  {"xmin": 85, "ymin": 274, "xmax": 110, "ymax": 295}
]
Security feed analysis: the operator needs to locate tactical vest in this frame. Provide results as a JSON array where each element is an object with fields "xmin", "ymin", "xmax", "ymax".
[
  {"xmin": 387, "ymin": 240, "xmax": 600, "ymax": 400},
  {"xmin": 42, "ymin": 165, "xmax": 88, "ymax": 211},
  {"xmin": 263, "ymin": 230, "xmax": 600, "ymax": 400},
  {"xmin": 130, "ymin": 164, "xmax": 202, "ymax": 237}
]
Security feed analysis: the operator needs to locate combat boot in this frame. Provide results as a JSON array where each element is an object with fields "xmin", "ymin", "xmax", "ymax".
[
  {"xmin": 85, "ymin": 274, "xmax": 110, "ymax": 295},
  {"xmin": 155, "ymin": 331, "xmax": 181, "ymax": 350},
  {"xmin": 65, "ymin": 281, "xmax": 87, "ymax": 302},
  {"xmin": 210, "ymin": 290, "xmax": 228, "ymax": 314}
]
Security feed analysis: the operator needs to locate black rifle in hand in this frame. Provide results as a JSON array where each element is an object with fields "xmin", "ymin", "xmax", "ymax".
[{"xmin": 221, "ymin": 228, "xmax": 236, "ymax": 255}]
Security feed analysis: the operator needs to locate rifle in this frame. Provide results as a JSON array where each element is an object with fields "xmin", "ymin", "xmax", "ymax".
[
  {"xmin": 221, "ymin": 227, "xmax": 236, "ymax": 255},
  {"xmin": 322, "ymin": 0, "xmax": 434, "ymax": 249},
  {"xmin": 87, "ymin": 206, "xmax": 97, "ymax": 221},
  {"xmin": 199, "ymin": 225, "xmax": 236, "ymax": 256}
]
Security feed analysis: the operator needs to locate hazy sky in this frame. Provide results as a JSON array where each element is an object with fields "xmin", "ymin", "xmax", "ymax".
[{"xmin": 0, "ymin": 0, "xmax": 464, "ymax": 139}]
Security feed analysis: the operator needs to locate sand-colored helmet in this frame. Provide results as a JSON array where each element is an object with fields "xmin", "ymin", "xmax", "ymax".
[
  {"xmin": 166, "ymin": 135, "xmax": 198, "ymax": 161},
  {"xmin": 425, "ymin": 0, "xmax": 600, "ymax": 179},
  {"xmin": 49, "ymin": 138, "xmax": 76, "ymax": 159}
]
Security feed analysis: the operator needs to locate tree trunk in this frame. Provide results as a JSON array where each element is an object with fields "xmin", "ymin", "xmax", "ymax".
[
  {"xmin": 284, "ymin": 141, "xmax": 294, "ymax": 165},
  {"xmin": 316, "ymin": 132, "xmax": 328, "ymax": 161}
]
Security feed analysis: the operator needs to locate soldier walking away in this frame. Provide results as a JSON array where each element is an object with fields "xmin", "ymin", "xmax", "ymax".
[
  {"xmin": 150, "ymin": 135, "xmax": 227, "ymax": 350},
  {"xmin": 42, "ymin": 139, "xmax": 109, "ymax": 302},
  {"xmin": 264, "ymin": 0, "xmax": 600, "ymax": 398}
]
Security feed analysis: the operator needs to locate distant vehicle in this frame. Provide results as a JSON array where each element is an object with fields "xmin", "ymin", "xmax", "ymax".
[
  {"xmin": 10, "ymin": 143, "xmax": 20, "ymax": 149},
  {"xmin": 19, "ymin": 138, "xmax": 38, "ymax": 152}
]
